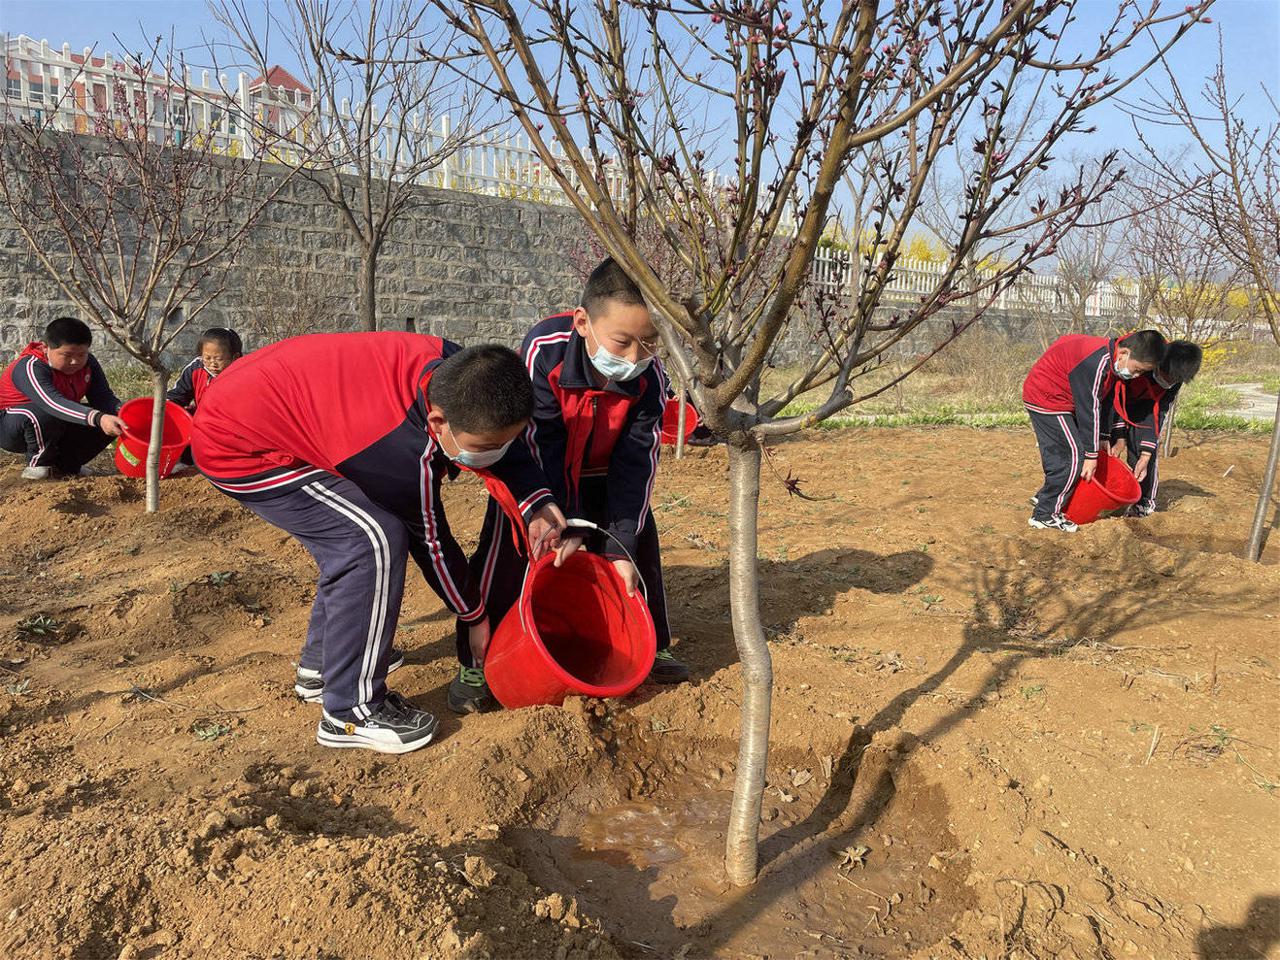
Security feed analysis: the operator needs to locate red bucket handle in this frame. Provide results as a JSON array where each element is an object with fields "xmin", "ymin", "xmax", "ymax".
[{"xmin": 516, "ymin": 518, "xmax": 648, "ymax": 642}]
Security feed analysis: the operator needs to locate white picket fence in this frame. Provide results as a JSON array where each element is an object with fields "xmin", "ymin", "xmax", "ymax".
[{"xmin": 811, "ymin": 246, "xmax": 1138, "ymax": 320}]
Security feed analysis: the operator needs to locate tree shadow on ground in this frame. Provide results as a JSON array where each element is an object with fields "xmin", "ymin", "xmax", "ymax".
[
  {"xmin": 666, "ymin": 546, "xmax": 936, "ymax": 682},
  {"xmin": 1196, "ymin": 895, "xmax": 1280, "ymax": 959},
  {"xmin": 688, "ymin": 534, "xmax": 1273, "ymax": 954}
]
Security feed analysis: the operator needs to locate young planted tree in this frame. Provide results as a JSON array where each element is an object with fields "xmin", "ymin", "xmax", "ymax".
[
  {"xmin": 0, "ymin": 41, "xmax": 297, "ymax": 511},
  {"xmin": 214, "ymin": 0, "xmax": 486, "ymax": 331},
  {"xmin": 414, "ymin": 0, "xmax": 1211, "ymax": 883},
  {"xmin": 1130, "ymin": 41, "xmax": 1280, "ymax": 560}
]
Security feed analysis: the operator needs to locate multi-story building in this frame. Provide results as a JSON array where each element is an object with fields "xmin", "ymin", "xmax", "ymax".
[{"xmin": 1, "ymin": 33, "xmax": 311, "ymax": 158}]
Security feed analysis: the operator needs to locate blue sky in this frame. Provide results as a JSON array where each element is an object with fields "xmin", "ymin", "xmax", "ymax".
[{"xmin": 2, "ymin": 0, "xmax": 1277, "ymax": 154}]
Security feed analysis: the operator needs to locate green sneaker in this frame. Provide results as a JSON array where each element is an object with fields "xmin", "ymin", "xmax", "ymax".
[
  {"xmin": 447, "ymin": 665, "xmax": 498, "ymax": 714},
  {"xmin": 649, "ymin": 649, "xmax": 690, "ymax": 684}
]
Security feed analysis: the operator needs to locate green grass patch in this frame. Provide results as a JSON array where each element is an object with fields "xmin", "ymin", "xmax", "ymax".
[
  {"xmin": 1178, "ymin": 380, "xmax": 1240, "ymax": 413},
  {"xmin": 1260, "ymin": 376, "xmax": 1280, "ymax": 395},
  {"xmin": 1173, "ymin": 410, "xmax": 1270, "ymax": 433}
]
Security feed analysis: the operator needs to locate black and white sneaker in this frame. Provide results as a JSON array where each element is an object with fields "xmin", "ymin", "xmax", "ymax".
[
  {"xmin": 294, "ymin": 648, "xmax": 405, "ymax": 703},
  {"xmin": 1028, "ymin": 495, "xmax": 1039, "ymax": 507},
  {"xmin": 1028, "ymin": 514, "xmax": 1078, "ymax": 533},
  {"xmin": 1125, "ymin": 503, "xmax": 1155, "ymax": 518},
  {"xmin": 316, "ymin": 692, "xmax": 438, "ymax": 754}
]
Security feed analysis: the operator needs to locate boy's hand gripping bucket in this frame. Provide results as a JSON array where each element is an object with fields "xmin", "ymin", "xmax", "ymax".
[
  {"xmin": 484, "ymin": 520, "xmax": 658, "ymax": 709},
  {"xmin": 1064, "ymin": 450, "xmax": 1142, "ymax": 525},
  {"xmin": 113, "ymin": 398, "xmax": 194, "ymax": 478}
]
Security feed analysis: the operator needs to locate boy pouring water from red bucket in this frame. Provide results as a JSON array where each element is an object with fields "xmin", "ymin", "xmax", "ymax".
[{"xmin": 1022, "ymin": 330, "xmax": 1167, "ymax": 533}]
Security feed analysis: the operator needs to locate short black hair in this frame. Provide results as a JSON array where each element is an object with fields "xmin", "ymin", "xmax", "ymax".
[
  {"xmin": 1122, "ymin": 329, "xmax": 1166, "ymax": 365},
  {"xmin": 581, "ymin": 257, "xmax": 646, "ymax": 316},
  {"xmin": 427, "ymin": 344, "xmax": 533, "ymax": 433},
  {"xmin": 199, "ymin": 327, "xmax": 243, "ymax": 356},
  {"xmin": 45, "ymin": 316, "xmax": 92, "ymax": 348},
  {"xmin": 1161, "ymin": 340, "xmax": 1203, "ymax": 384}
]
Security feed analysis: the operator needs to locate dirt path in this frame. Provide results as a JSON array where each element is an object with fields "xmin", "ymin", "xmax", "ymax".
[
  {"xmin": 1222, "ymin": 383, "xmax": 1279, "ymax": 421},
  {"xmin": 0, "ymin": 427, "xmax": 1277, "ymax": 959}
]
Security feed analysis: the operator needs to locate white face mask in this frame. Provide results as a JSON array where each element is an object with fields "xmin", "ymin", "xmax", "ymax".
[
  {"xmin": 442, "ymin": 425, "xmax": 513, "ymax": 470},
  {"xmin": 1153, "ymin": 371, "xmax": 1176, "ymax": 390},
  {"xmin": 585, "ymin": 322, "xmax": 652, "ymax": 383},
  {"xmin": 1114, "ymin": 361, "xmax": 1138, "ymax": 381}
]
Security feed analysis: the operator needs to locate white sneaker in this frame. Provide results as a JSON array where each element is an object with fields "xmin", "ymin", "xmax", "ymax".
[
  {"xmin": 21, "ymin": 465, "xmax": 50, "ymax": 480},
  {"xmin": 316, "ymin": 692, "xmax": 437, "ymax": 754},
  {"xmin": 1028, "ymin": 514, "xmax": 1079, "ymax": 533},
  {"xmin": 294, "ymin": 648, "xmax": 405, "ymax": 703}
]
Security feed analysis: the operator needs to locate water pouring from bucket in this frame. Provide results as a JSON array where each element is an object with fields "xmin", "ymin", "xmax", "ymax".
[{"xmin": 484, "ymin": 520, "xmax": 657, "ymax": 708}]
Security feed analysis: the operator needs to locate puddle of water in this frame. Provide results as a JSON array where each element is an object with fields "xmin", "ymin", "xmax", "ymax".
[{"xmin": 575, "ymin": 795, "xmax": 728, "ymax": 870}]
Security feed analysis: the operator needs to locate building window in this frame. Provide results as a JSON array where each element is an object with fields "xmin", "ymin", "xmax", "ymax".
[
  {"xmin": 209, "ymin": 106, "xmax": 223, "ymax": 131},
  {"xmin": 28, "ymin": 79, "xmax": 43, "ymax": 104},
  {"xmin": 173, "ymin": 102, "xmax": 186, "ymax": 127},
  {"xmin": 6, "ymin": 76, "xmax": 20, "ymax": 100}
]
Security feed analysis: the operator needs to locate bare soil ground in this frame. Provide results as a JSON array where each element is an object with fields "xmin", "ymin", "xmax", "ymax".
[{"xmin": 0, "ymin": 426, "xmax": 1276, "ymax": 960}]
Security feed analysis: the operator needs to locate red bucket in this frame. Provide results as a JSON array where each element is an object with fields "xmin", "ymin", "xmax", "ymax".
[
  {"xmin": 661, "ymin": 397, "xmax": 700, "ymax": 445},
  {"xmin": 113, "ymin": 398, "xmax": 193, "ymax": 478},
  {"xmin": 1065, "ymin": 450, "xmax": 1142, "ymax": 525},
  {"xmin": 485, "ymin": 550, "xmax": 657, "ymax": 709}
]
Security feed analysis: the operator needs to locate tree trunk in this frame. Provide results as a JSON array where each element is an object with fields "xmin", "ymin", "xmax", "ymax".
[
  {"xmin": 675, "ymin": 392, "xmax": 688, "ymax": 460},
  {"xmin": 145, "ymin": 368, "xmax": 167, "ymax": 513},
  {"xmin": 1245, "ymin": 392, "xmax": 1280, "ymax": 562},
  {"xmin": 1162, "ymin": 394, "xmax": 1178, "ymax": 459},
  {"xmin": 358, "ymin": 247, "xmax": 378, "ymax": 332},
  {"xmin": 724, "ymin": 440, "xmax": 773, "ymax": 886}
]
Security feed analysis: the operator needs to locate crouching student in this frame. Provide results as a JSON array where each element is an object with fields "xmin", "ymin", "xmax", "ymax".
[
  {"xmin": 191, "ymin": 333, "xmax": 567, "ymax": 754},
  {"xmin": 1109, "ymin": 339, "xmax": 1203, "ymax": 517},
  {"xmin": 0, "ymin": 317, "xmax": 125, "ymax": 479},
  {"xmin": 1021, "ymin": 329, "xmax": 1166, "ymax": 533},
  {"xmin": 448, "ymin": 258, "xmax": 685, "ymax": 715},
  {"xmin": 169, "ymin": 327, "xmax": 244, "ymax": 470}
]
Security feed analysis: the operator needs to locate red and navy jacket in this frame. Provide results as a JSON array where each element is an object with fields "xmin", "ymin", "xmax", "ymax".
[
  {"xmin": 522, "ymin": 312, "xmax": 666, "ymax": 559},
  {"xmin": 0, "ymin": 342, "xmax": 120, "ymax": 427},
  {"xmin": 1022, "ymin": 334, "xmax": 1125, "ymax": 460},
  {"xmin": 191, "ymin": 332, "xmax": 554, "ymax": 625},
  {"xmin": 1111, "ymin": 375, "xmax": 1178, "ymax": 453},
  {"xmin": 167, "ymin": 357, "xmax": 219, "ymax": 410}
]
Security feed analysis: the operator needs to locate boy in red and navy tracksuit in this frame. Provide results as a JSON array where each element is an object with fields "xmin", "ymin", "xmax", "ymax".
[
  {"xmin": 191, "ymin": 332, "xmax": 566, "ymax": 755},
  {"xmin": 448, "ymin": 258, "xmax": 685, "ymax": 714},
  {"xmin": 169, "ymin": 327, "xmax": 243, "ymax": 469},
  {"xmin": 1021, "ymin": 329, "xmax": 1166, "ymax": 532},
  {"xmin": 1108, "ymin": 340, "xmax": 1203, "ymax": 517},
  {"xmin": 0, "ymin": 317, "xmax": 125, "ymax": 479},
  {"xmin": 169, "ymin": 327, "xmax": 243, "ymax": 411}
]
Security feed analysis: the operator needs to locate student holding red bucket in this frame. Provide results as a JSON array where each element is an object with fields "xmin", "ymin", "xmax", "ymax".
[
  {"xmin": 1022, "ymin": 330, "xmax": 1166, "ymax": 532},
  {"xmin": 0, "ymin": 317, "xmax": 125, "ymax": 480},
  {"xmin": 190, "ymin": 334, "xmax": 571, "ymax": 754},
  {"xmin": 1108, "ymin": 340, "xmax": 1203, "ymax": 518},
  {"xmin": 450, "ymin": 259, "xmax": 687, "ymax": 714}
]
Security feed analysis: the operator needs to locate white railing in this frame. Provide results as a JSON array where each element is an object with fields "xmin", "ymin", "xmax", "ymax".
[{"xmin": 811, "ymin": 245, "xmax": 1140, "ymax": 321}]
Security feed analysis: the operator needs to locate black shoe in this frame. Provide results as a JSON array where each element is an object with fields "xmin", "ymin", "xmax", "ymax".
[
  {"xmin": 295, "ymin": 648, "xmax": 405, "ymax": 703},
  {"xmin": 447, "ymin": 666, "xmax": 499, "ymax": 714},
  {"xmin": 649, "ymin": 649, "xmax": 690, "ymax": 684},
  {"xmin": 316, "ymin": 691, "xmax": 437, "ymax": 754},
  {"xmin": 685, "ymin": 425, "xmax": 721, "ymax": 448}
]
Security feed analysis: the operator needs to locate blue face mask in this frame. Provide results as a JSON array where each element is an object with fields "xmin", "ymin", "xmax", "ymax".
[
  {"xmin": 442, "ymin": 425, "xmax": 513, "ymax": 470},
  {"xmin": 1114, "ymin": 361, "xmax": 1137, "ymax": 381},
  {"xmin": 586, "ymin": 323, "xmax": 652, "ymax": 383}
]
